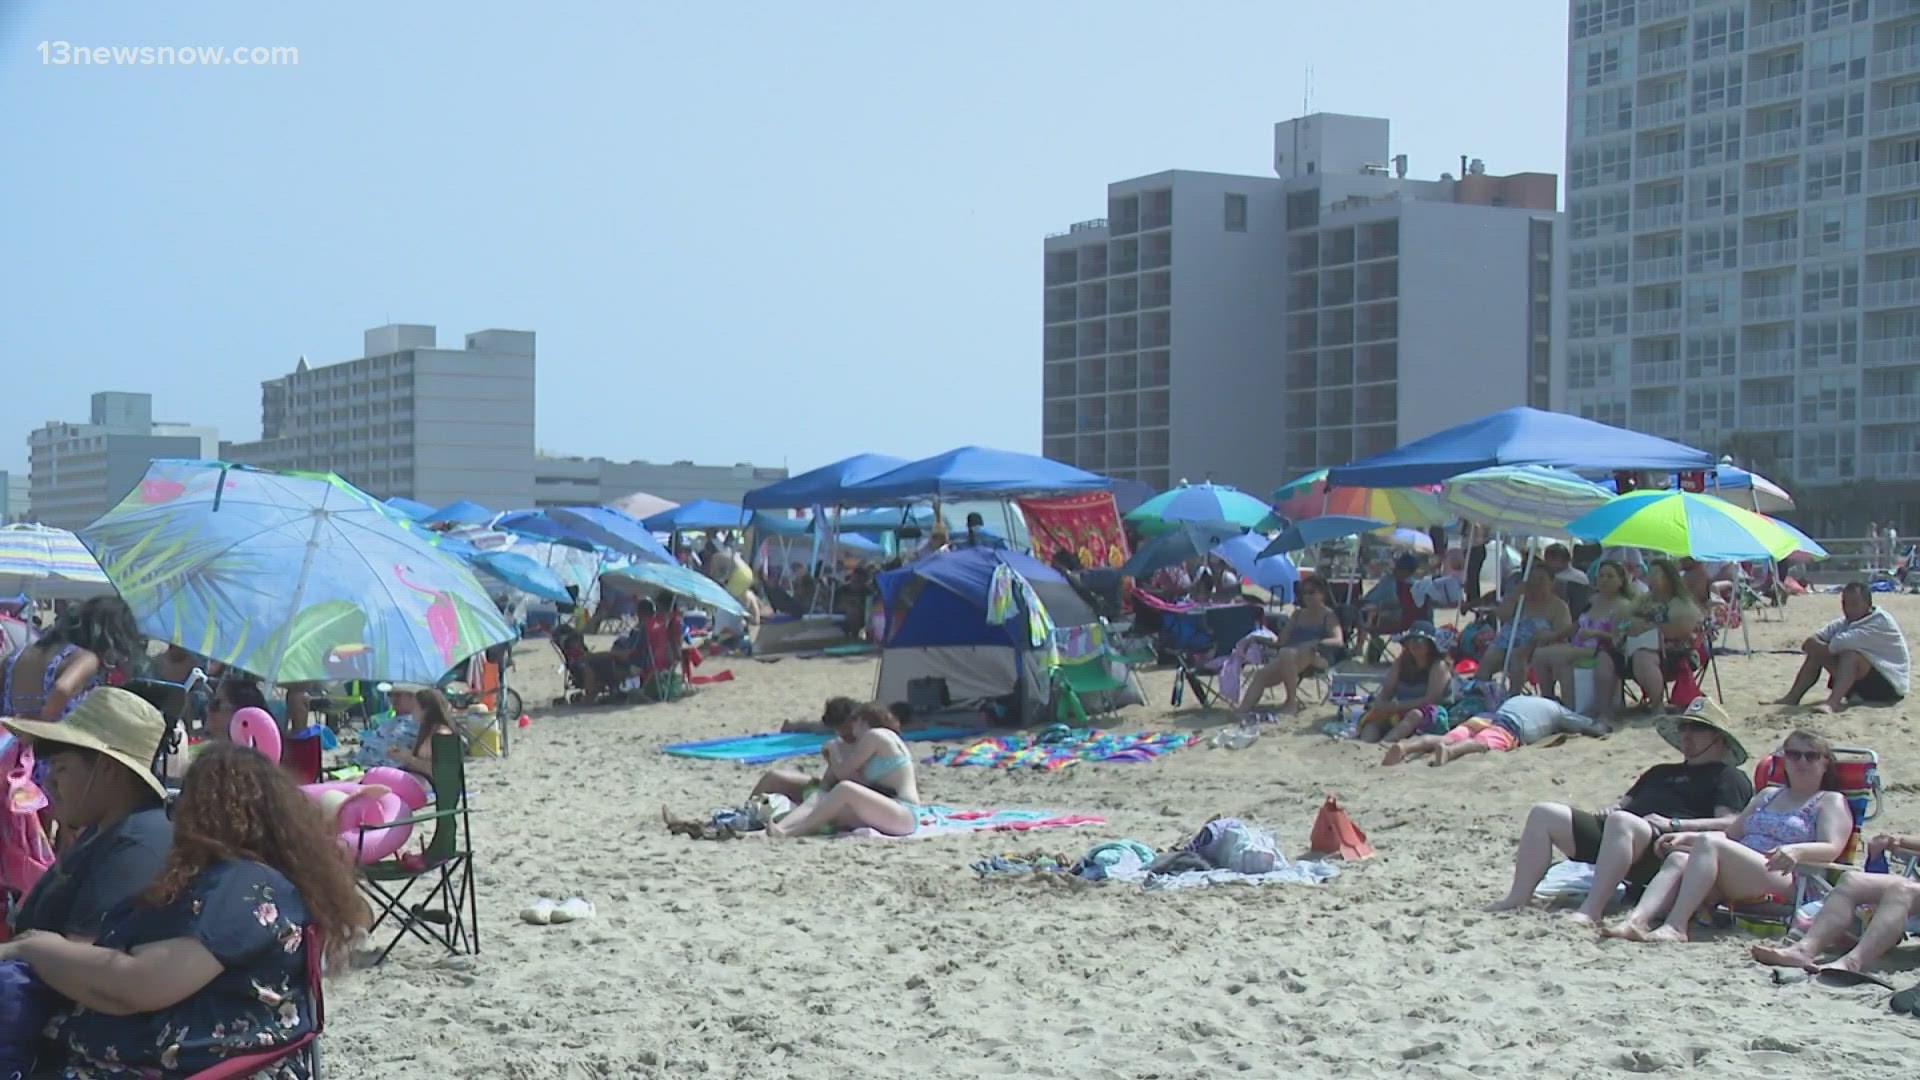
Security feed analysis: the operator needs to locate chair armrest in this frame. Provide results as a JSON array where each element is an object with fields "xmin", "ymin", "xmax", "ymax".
[{"xmin": 355, "ymin": 805, "xmax": 469, "ymax": 834}]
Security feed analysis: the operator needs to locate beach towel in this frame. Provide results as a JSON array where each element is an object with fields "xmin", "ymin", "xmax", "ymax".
[
  {"xmin": 663, "ymin": 725, "xmax": 984, "ymax": 766},
  {"xmin": 851, "ymin": 806, "xmax": 1106, "ymax": 840},
  {"xmin": 923, "ymin": 726, "xmax": 1198, "ymax": 770}
]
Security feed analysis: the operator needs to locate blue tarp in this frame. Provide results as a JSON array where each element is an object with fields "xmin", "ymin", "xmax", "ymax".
[
  {"xmin": 741, "ymin": 453, "xmax": 911, "ymax": 510},
  {"xmin": 642, "ymin": 499, "xmax": 748, "ymax": 531},
  {"xmin": 547, "ymin": 506, "xmax": 675, "ymax": 564},
  {"xmin": 422, "ymin": 499, "xmax": 496, "ymax": 527},
  {"xmin": 384, "ymin": 497, "xmax": 436, "ymax": 521},
  {"xmin": 842, "ymin": 446, "xmax": 1111, "ymax": 502},
  {"xmin": 876, "ymin": 547, "xmax": 1066, "ymax": 649},
  {"xmin": 1326, "ymin": 407, "xmax": 1714, "ymax": 489}
]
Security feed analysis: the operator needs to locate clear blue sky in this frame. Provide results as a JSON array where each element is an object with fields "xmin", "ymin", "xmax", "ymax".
[{"xmin": 0, "ymin": 1, "xmax": 1568, "ymax": 476}]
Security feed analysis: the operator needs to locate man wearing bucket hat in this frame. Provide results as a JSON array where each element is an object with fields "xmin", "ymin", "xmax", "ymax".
[
  {"xmin": 1486, "ymin": 696, "xmax": 1753, "ymax": 919},
  {"xmin": 4, "ymin": 687, "xmax": 172, "ymax": 942}
]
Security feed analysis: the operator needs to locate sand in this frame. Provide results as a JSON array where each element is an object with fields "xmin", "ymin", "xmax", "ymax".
[{"xmin": 327, "ymin": 594, "xmax": 1920, "ymax": 1078}]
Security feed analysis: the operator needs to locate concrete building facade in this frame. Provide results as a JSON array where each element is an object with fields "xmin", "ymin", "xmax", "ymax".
[
  {"xmin": 1564, "ymin": 0, "xmax": 1920, "ymax": 527},
  {"xmin": 1044, "ymin": 113, "xmax": 1562, "ymax": 497},
  {"xmin": 532, "ymin": 455, "xmax": 790, "ymax": 509},
  {"xmin": 224, "ymin": 324, "xmax": 538, "ymax": 510},
  {"xmin": 25, "ymin": 392, "xmax": 219, "ymax": 530}
]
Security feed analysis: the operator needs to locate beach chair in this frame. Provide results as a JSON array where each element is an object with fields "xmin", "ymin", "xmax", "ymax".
[
  {"xmin": 1718, "ymin": 747, "xmax": 1882, "ymax": 936},
  {"xmin": 357, "ymin": 734, "xmax": 478, "ymax": 964},
  {"xmin": 1164, "ymin": 604, "xmax": 1264, "ymax": 709},
  {"xmin": 1049, "ymin": 621, "xmax": 1146, "ymax": 719},
  {"xmin": 633, "ymin": 613, "xmax": 688, "ymax": 702},
  {"xmin": 184, "ymin": 929, "xmax": 325, "ymax": 1079}
]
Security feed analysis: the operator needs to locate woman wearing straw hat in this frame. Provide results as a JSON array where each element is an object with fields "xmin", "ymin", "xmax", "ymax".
[{"xmin": 5, "ymin": 687, "xmax": 172, "ymax": 943}]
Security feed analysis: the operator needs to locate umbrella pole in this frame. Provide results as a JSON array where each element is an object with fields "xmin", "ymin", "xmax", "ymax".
[
  {"xmin": 264, "ymin": 510, "xmax": 330, "ymax": 730},
  {"xmin": 1502, "ymin": 547, "xmax": 1534, "ymax": 687}
]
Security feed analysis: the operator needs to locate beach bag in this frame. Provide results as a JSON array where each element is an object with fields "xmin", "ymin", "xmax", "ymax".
[
  {"xmin": 907, "ymin": 677, "xmax": 950, "ymax": 714},
  {"xmin": 0, "ymin": 742, "xmax": 52, "ymax": 909}
]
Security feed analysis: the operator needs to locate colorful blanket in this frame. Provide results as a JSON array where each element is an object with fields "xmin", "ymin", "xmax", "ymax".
[
  {"xmin": 924, "ymin": 727, "xmax": 1198, "ymax": 771},
  {"xmin": 852, "ymin": 806, "xmax": 1107, "ymax": 840},
  {"xmin": 663, "ymin": 725, "xmax": 983, "ymax": 766}
]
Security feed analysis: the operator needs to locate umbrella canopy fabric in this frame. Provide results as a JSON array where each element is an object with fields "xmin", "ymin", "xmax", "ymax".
[
  {"xmin": 1210, "ymin": 533, "xmax": 1301, "ymax": 595},
  {"xmin": 493, "ymin": 509, "xmax": 598, "ymax": 550},
  {"xmin": 470, "ymin": 550, "xmax": 572, "ymax": 603},
  {"xmin": 1121, "ymin": 522, "xmax": 1245, "ymax": 578},
  {"xmin": 1328, "ymin": 407, "xmax": 1715, "ymax": 488},
  {"xmin": 1564, "ymin": 490, "xmax": 1810, "ymax": 562},
  {"xmin": 1439, "ymin": 466, "xmax": 1615, "ymax": 534},
  {"xmin": 1761, "ymin": 517, "xmax": 1828, "ymax": 561},
  {"xmin": 841, "ymin": 446, "xmax": 1110, "ymax": 502},
  {"xmin": 1104, "ymin": 478, "xmax": 1156, "ymax": 516},
  {"xmin": 0, "ymin": 524, "xmax": 115, "ymax": 600},
  {"xmin": 603, "ymin": 561, "xmax": 746, "ymax": 618},
  {"xmin": 80, "ymin": 460, "xmax": 515, "ymax": 684},
  {"xmin": 421, "ymin": 500, "xmax": 496, "ymax": 527},
  {"xmin": 547, "ymin": 506, "xmax": 675, "ymax": 564},
  {"xmin": 641, "ymin": 499, "xmax": 747, "ymax": 532},
  {"xmin": 1125, "ymin": 483, "xmax": 1280, "ymax": 536},
  {"xmin": 1271, "ymin": 469, "xmax": 1329, "ymax": 503},
  {"xmin": 742, "ymin": 453, "xmax": 911, "ymax": 511},
  {"xmin": 1259, "ymin": 516, "xmax": 1390, "ymax": 557},
  {"xmin": 1279, "ymin": 484, "xmax": 1448, "ymax": 527},
  {"xmin": 604, "ymin": 491, "xmax": 679, "ymax": 523},
  {"xmin": 1601, "ymin": 465, "xmax": 1795, "ymax": 515},
  {"xmin": 383, "ymin": 497, "xmax": 437, "ymax": 521}
]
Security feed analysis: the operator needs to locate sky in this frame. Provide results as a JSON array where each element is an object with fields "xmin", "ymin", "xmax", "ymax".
[{"xmin": 0, "ymin": 1, "xmax": 1569, "ymax": 477}]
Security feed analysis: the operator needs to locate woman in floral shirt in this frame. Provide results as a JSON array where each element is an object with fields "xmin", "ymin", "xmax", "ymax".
[{"xmin": 1, "ymin": 743, "xmax": 370, "ymax": 1078}]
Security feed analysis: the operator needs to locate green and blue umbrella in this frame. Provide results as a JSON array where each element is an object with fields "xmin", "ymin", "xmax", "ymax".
[
  {"xmin": 80, "ymin": 460, "xmax": 516, "ymax": 685},
  {"xmin": 1125, "ymin": 483, "xmax": 1280, "ymax": 536},
  {"xmin": 1564, "ymin": 490, "xmax": 1817, "ymax": 562},
  {"xmin": 603, "ymin": 561, "xmax": 746, "ymax": 618},
  {"xmin": 1121, "ymin": 521, "xmax": 1245, "ymax": 577}
]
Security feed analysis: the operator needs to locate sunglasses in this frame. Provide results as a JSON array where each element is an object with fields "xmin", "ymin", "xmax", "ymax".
[{"xmin": 1782, "ymin": 748, "xmax": 1826, "ymax": 762}]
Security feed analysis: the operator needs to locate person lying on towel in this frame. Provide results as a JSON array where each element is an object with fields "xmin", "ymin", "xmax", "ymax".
[{"xmin": 1379, "ymin": 694, "xmax": 1609, "ymax": 768}]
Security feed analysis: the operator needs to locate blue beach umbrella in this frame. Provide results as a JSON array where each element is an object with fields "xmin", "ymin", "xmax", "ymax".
[
  {"xmin": 1121, "ymin": 522, "xmax": 1244, "ymax": 578},
  {"xmin": 603, "ymin": 561, "xmax": 746, "ymax": 618},
  {"xmin": 1211, "ymin": 532, "xmax": 1301, "ymax": 598},
  {"xmin": 1125, "ymin": 482, "xmax": 1280, "ymax": 536},
  {"xmin": 470, "ymin": 550, "xmax": 572, "ymax": 603},
  {"xmin": 1258, "ymin": 515, "xmax": 1390, "ymax": 557}
]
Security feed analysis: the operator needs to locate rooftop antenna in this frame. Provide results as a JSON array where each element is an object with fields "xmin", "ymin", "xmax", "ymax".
[{"xmin": 1303, "ymin": 65, "xmax": 1313, "ymax": 115}]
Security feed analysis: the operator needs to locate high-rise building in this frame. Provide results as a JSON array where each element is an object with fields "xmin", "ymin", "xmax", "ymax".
[
  {"xmin": 531, "ymin": 454, "xmax": 789, "ymax": 509},
  {"xmin": 0, "ymin": 471, "xmax": 26, "ymax": 524},
  {"xmin": 1564, "ymin": 0, "xmax": 1920, "ymax": 527},
  {"xmin": 224, "ymin": 324, "xmax": 538, "ymax": 510},
  {"xmin": 26, "ymin": 392, "xmax": 219, "ymax": 530},
  {"xmin": 1044, "ymin": 113, "xmax": 1561, "ymax": 497}
]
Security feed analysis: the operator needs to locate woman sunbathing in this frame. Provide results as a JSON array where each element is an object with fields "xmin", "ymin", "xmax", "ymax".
[
  {"xmin": 1235, "ymin": 576, "xmax": 1345, "ymax": 714},
  {"xmin": 1601, "ymin": 728, "xmax": 1851, "ymax": 943},
  {"xmin": 1531, "ymin": 560, "xmax": 1636, "ymax": 702},
  {"xmin": 755, "ymin": 697, "xmax": 862, "ymax": 800},
  {"xmin": 1354, "ymin": 626, "xmax": 1451, "ymax": 744},
  {"xmin": 761, "ymin": 702, "xmax": 922, "ymax": 839}
]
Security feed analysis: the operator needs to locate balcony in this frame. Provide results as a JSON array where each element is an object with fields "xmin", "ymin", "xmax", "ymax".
[
  {"xmin": 1884, "ymin": 0, "xmax": 1920, "ymax": 17},
  {"xmin": 1634, "ymin": 204, "xmax": 1686, "ymax": 230},
  {"xmin": 1744, "ymin": 129, "xmax": 1802, "ymax": 160},
  {"xmin": 1641, "ymin": 46, "xmax": 1688, "ymax": 76},
  {"xmin": 1742, "ymin": 346, "xmax": 1797, "ymax": 376},
  {"xmin": 1631, "ymin": 360, "xmax": 1683, "ymax": 385},
  {"xmin": 1637, "ymin": 410, "xmax": 1684, "ymax": 438},
  {"xmin": 1640, "ymin": 0, "xmax": 1687, "ymax": 22},
  {"xmin": 1747, "ymin": 186, "xmax": 1801, "ymax": 214},
  {"xmin": 1865, "ymin": 278, "xmax": 1920, "ymax": 307},
  {"xmin": 1872, "ymin": 103, "xmax": 1920, "ymax": 136},
  {"xmin": 1633, "ymin": 310, "xmax": 1684, "ymax": 333},
  {"xmin": 1748, "ymin": 72, "xmax": 1805, "ymax": 108},
  {"xmin": 1742, "ymin": 294, "xmax": 1796, "ymax": 321},
  {"xmin": 1866, "ymin": 338, "xmax": 1920, "ymax": 367},
  {"xmin": 1748, "ymin": 17, "xmax": 1805, "ymax": 51},
  {"xmin": 1746, "ymin": 238, "xmax": 1800, "ymax": 265},
  {"xmin": 1742, "ymin": 404, "xmax": 1797, "ymax": 429},
  {"xmin": 1139, "ymin": 292, "xmax": 1171, "ymax": 310},
  {"xmin": 1863, "ymin": 395, "xmax": 1920, "ymax": 424},
  {"xmin": 1864, "ymin": 452, "xmax": 1920, "ymax": 481},
  {"xmin": 1868, "ymin": 162, "xmax": 1920, "ymax": 195},
  {"xmin": 1639, "ymin": 98, "xmax": 1688, "ymax": 126},
  {"xmin": 1633, "ymin": 255, "xmax": 1683, "ymax": 282},
  {"xmin": 1869, "ymin": 220, "xmax": 1920, "ymax": 251},
  {"xmin": 1635, "ymin": 151, "xmax": 1687, "ymax": 180},
  {"xmin": 1875, "ymin": 44, "xmax": 1920, "ymax": 80}
]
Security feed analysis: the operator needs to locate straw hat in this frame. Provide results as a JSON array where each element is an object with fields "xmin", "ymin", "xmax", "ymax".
[
  {"xmin": 2, "ymin": 687, "xmax": 169, "ymax": 800},
  {"xmin": 1655, "ymin": 697, "xmax": 1748, "ymax": 767}
]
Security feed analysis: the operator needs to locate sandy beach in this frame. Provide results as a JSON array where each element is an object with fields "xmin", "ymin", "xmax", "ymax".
[{"xmin": 328, "ymin": 594, "xmax": 1920, "ymax": 1078}]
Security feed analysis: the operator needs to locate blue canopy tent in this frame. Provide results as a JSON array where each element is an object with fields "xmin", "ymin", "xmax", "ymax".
[
  {"xmin": 1327, "ymin": 407, "xmax": 1714, "ymax": 489},
  {"xmin": 874, "ymin": 547, "xmax": 1116, "ymax": 718},
  {"xmin": 841, "ymin": 446, "xmax": 1111, "ymax": 502},
  {"xmin": 642, "ymin": 499, "xmax": 748, "ymax": 532},
  {"xmin": 741, "ymin": 453, "xmax": 911, "ymax": 511},
  {"xmin": 421, "ymin": 499, "xmax": 497, "ymax": 527},
  {"xmin": 384, "ymin": 497, "xmax": 436, "ymax": 521}
]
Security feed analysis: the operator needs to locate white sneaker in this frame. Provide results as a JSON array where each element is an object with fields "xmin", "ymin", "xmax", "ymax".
[
  {"xmin": 519, "ymin": 898, "xmax": 557, "ymax": 925},
  {"xmin": 550, "ymin": 897, "xmax": 595, "ymax": 923}
]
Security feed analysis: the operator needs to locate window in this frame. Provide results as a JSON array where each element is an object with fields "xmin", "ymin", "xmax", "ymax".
[
  {"xmin": 1686, "ymin": 333, "xmax": 1738, "ymax": 378},
  {"xmin": 1691, "ymin": 62, "xmax": 1745, "ymax": 114},
  {"xmin": 1806, "ymin": 90, "xmax": 1865, "ymax": 145},
  {"xmin": 1568, "ymin": 345, "xmax": 1616, "ymax": 390},
  {"xmin": 1802, "ymin": 317, "xmax": 1859, "ymax": 367},
  {"xmin": 1686, "ymin": 274, "xmax": 1738, "ymax": 322},
  {"xmin": 1685, "ymin": 384, "xmax": 1738, "ymax": 429},
  {"xmin": 1806, "ymin": 27, "xmax": 1870, "ymax": 89},
  {"xmin": 1571, "ymin": 0, "xmax": 1633, "ymax": 39},
  {"xmin": 1577, "ymin": 400, "xmax": 1629, "ymax": 427},
  {"xmin": 1569, "ymin": 139, "xmax": 1632, "ymax": 190},
  {"xmin": 1692, "ymin": 11, "xmax": 1746, "ymax": 61},
  {"xmin": 1574, "ymin": 87, "xmax": 1635, "ymax": 136},
  {"xmin": 1597, "ymin": 191, "xmax": 1630, "ymax": 235},
  {"xmin": 1569, "ymin": 291, "xmax": 1629, "ymax": 339},
  {"xmin": 1804, "ymin": 148, "xmax": 1862, "ymax": 202},
  {"xmin": 1689, "ymin": 116, "xmax": 1742, "ymax": 167},
  {"xmin": 1577, "ymin": 39, "xmax": 1628, "ymax": 87},
  {"xmin": 1805, "ymin": 203, "xmax": 1863, "ymax": 255},
  {"xmin": 1809, "ymin": 0, "xmax": 1867, "ymax": 32},
  {"xmin": 1224, "ymin": 193, "xmax": 1247, "ymax": 232},
  {"xmin": 1799, "ymin": 374, "xmax": 1859, "ymax": 424},
  {"xmin": 1803, "ymin": 260, "xmax": 1860, "ymax": 312},
  {"xmin": 1570, "ymin": 241, "xmax": 1631, "ymax": 289},
  {"xmin": 1689, "ymin": 166, "xmax": 1740, "ymax": 217}
]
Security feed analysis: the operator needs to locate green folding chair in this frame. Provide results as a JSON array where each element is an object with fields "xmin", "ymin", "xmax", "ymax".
[{"xmin": 357, "ymin": 733, "xmax": 478, "ymax": 964}]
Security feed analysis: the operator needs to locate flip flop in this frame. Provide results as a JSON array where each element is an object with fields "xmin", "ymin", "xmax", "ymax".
[{"xmin": 1813, "ymin": 967, "xmax": 1894, "ymax": 990}]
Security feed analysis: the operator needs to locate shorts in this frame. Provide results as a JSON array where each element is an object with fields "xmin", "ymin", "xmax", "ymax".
[
  {"xmin": 1835, "ymin": 664, "xmax": 1904, "ymax": 704},
  {"xmin": 1372, "ymin": 701, "xmax": 1448, "ymax": 734},
  {"xmin": 1568, "ymin": 808, "xmax": 1666, "ymax": 887},
  {"xmin": 1440, "ymin": 718, "xmax": 1519, "ymax": 753},
  {"xmin": 1314, "ymin": 644, "xmax": 1350, "ymax": 666}
]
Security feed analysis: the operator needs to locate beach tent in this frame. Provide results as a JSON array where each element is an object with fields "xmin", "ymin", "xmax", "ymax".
[
  {"xmin": 384, "ymin": 497, "xmax": 436, "ymax": 521},
  {"xmin": 605, "ymin": 491, "xmax": 678, "ymax": 523},
  {"xmin": 742, "ymin": 453, "xmax": 910, "ymax": 510},
  {"xmin": 1327, "ymin": 407, "xmax": 1714, "ymax": 489},
  {"xmin": 875, "ymin": 547, "xmax": 1120, "ymax": 719},
  {"xmin": 842, "ymin": 446, "xmax": 1111, "ymax": 502},
  {"xmin": 642, "ymin": 500, "xmax": 747, "ymax": 532},
  {"xmin": 421, "ymin": 500, "xmax": 496, "ymax": 527}
]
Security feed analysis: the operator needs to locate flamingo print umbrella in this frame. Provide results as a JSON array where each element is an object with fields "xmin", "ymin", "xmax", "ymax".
[{"xmin": 80, "ymin": 459, "xmax": 516, "ymax": 685}]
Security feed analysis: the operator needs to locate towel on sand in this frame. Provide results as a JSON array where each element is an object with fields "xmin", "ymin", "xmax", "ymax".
[
  {"xmin": 851, "ymin": 806, "xmax": 1106, "ymax": 840},
  {"xmin": 924, "ymin": 728, "xmax": 1198, "ymax": 771},
  {"xmin": 664, "ymin": 725, "xmax": 983, "ymax": 766}
]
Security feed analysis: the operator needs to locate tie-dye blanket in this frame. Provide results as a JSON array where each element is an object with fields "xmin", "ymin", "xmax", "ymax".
[{"xmin": 923, "ymin": 727, "xmax": 1198, "ymax": 771}]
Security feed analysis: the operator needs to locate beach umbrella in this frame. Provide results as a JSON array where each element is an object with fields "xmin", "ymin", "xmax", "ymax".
[
  {"xmin": 1210, "ymin": 533, "xmax": 1300, "ymax": 596},
  {"xmin": 0, "ymin": 524, "xmax": 116, "ymax": 600},
  {"xmin": 421, "ymin": 500, "xmax": 496, "ymax": 527},
  {"xmin": 1383, "ymin": 528, "xmax": 1436, "ymax": 553},
  {"xmin": 1278, "ymin": 484, "xmax": 1448, "ymax": 528},
  {"xmin": 383, "ymin": 497, "xmax": 436, "ymax": 521},
  {"xmin": 1121, "ymin": 522, "xmax": 1244, "ymax": 578},
  {"xmin": 470, "ymin": 550, "xmax": 572, "ymax": 604},
  {"xmin": 605, "ymin": 491, "xmax": 679, "ymax": 522},
  {"xmin": 602, "ymin": 561, "xmax": 746, "ymax": 618},
  {"xmin": 1272, "ymin": 469, "xmax": 1329, "ymax": 503},
  {"xmin": 79, "ymin": 460, "xmax": 516, "ymax": 685},
  {"xmin": 1564, "ymin": 490, "xmax": 1811, "ymax": 562},
  {"xmin": 1762, "ymin": 517, "xmax": 1828, "ymax": 561},
  {"xmin": 1439, "ymin": 465, "xmax": 1614, "ymax": 535},
  {"xmin": 1124, "ymin": 482, "xmax": 1280, "ymax": 536},
  {"xmin": 1259, "ymin": 516, "xmax": 1390, "ymax": 557},
  {"xmin": 547, "ymin": 506, "xmax": 675, "ymax": 565}
]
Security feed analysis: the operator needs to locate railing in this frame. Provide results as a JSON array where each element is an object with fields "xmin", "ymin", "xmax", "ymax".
[
  {"xmin": 1639, "ymin": 98, "xmax": 1687, "ymax": 125},
  {"xmin": 1747, "ymin": 238, "xmax": 1799, "ymax": 265},
  {"xmin": 1747, "ymin": 187, "xmax": 1800, "ymax": 214},
  {"xmin": 1637, "ymin": 411, "xmax": 1684, "ymax": 438},
  {"xmin": 1742, "ymin": 346, "xmax": 1797, "ymax": 376},
  {"xmin": 1631, "ymin": 360, "xmax": 1683, "ymax": 384},
  {"xmin": 1639, "ymin": 0, "xmax": 1687, "ymax": 22},
  {"xmin": 1745, "ymin": 129, "xmax": 1801, "ymax": 160},
  {"xmin": 1863, "ymin": 395, "xmax": 1920, "ymax": 424},
  {"xmin": 1139, "ymin": 293, "xmax": 1170, "ymax": 310},
  {"xmin": 1045, "ymin": 218, "xmax": 1108, "ymax": 240},
  {"xmin": 1863, "ymin": 452, "xmax": 1920, "ymax": 481},
  {"xmin": 1741, "ymin": 404, "xmax": 1796, "ymax": 428},
  {"xmin": 1872, "ymin": 103, "xmax": 1920, "ymax": 137},
  {"xmin": 1868, "ymin": 162, "xmax": 1920, "ymax": 195},
  {"xmin": 1634, "ymin": 151, "xmax": 1687, "ymax": 180},
  {"xmin": 1865, "ymin": 338, "xmax": 1920, "ymax": 367},
  {"xmin": 1748, "ymin": 17, "xmax": 1805, "ymax": 51},
  {"xmin": 1875, "ymin": 44, "xmax": 1920, "ymax": 80},
  {"xmin": 1865, "ymin": 279, "xmax": 1920, "ymax": 308},
  {"xmin": 1742, "ymin": 294, "xmax": 1796, "ymax": 321},
  {"xmin": 1633, "ymin": 310, "xmax": 1684, "ymax": 333},
  {"xmin": 1641, "ymin": 46, "xmax": 1688, "ymax": 75},
  {"xmin": 1633, "ymin": 255, "xmax": 1683, "ymax": 282},
  {"xmin": 1635, "ymin": 204, "xmax": 1686, "ymax": 230},
  {"xmin": 1868, "ymin": 220, "xmax": 1920, "ymax": 252},
  {"xmin": 1044, "ymin": 306, "xmax": 1077, "ymax": 325}
]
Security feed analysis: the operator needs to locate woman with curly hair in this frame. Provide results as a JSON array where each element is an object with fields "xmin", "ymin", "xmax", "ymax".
[
  {"xmin": 0, "ymin": 596, "xmax": 145, "ymax": 722},
  {"xmin": 2, "ymin": 742, "xmax": 370, "ymax": 1078}
]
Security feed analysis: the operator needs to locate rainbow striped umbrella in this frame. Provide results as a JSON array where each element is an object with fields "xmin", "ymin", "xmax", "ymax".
[
  {"xmin": 0, "ymin": 524, "xmax": 115, "ymax": 600},
  {"xmin": 1278, "ymin": 483, "xmax": 1448, "ymax": 527},
  {"xmin": 1565, "ymin": 490, "xmax": 1811, "ymax": 562}
]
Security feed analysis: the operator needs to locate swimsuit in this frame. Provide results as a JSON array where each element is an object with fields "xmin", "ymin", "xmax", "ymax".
[
  {"xmin": 1740, "ymin": 788, "xmax": 1824, "ymax": 855},
  {"xmin": 1493, "ymin": 617, "xmax": 1552, "ymax": 651},
  {"xmin": 1, "ymin": 643, "xmax": 84, "ymax": 721},
  {"xmin": 1571, "ymin": 613, "xmax": 1619, "ymax": 650}
]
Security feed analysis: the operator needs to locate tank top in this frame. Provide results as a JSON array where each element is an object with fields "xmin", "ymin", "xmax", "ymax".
[
  {"xmin": 1, "ymin": 644, "xmax": 83, "ymax": 721},
  {"xmin": 1740, "ymin": 787, "xmax": 1825, "ymax": 854}
]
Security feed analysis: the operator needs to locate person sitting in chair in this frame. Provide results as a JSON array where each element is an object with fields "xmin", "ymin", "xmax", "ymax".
[
  {"xmin": 1359, "ymin": 554, "xmax": 1432, "ymax": 663},
  {"xmin": 1234, "ymin": 576, "xmax": 1345, "ymax": 714},
  {"xmin": 1592, "ymin": 559, "xmax": 1701, "ymax": 719},
  {"xmin": 1476, "ymin": 562, "xmax": 1574, "ymax": 685},
  {"xmin": 1767, "ymin": 580, "xmax": 1909, "ymax": 713},
  {"xmin": 1354, "ymin": 625, "xmax": 1451, "ymax": 744},
  {"xmin": 1751, "ymin": 832, "xmax": 1920, "ymax": 986}
]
